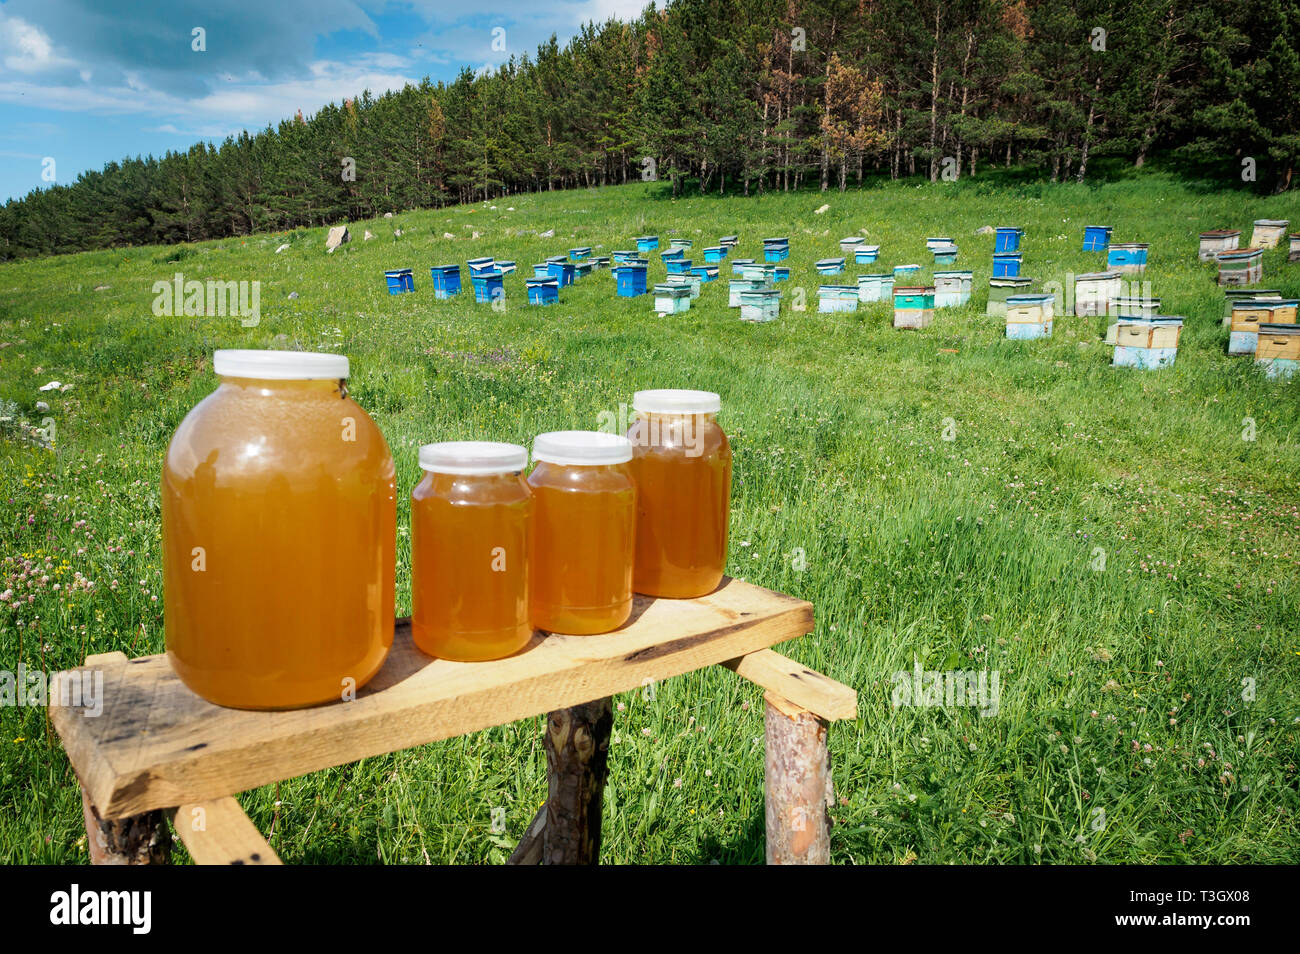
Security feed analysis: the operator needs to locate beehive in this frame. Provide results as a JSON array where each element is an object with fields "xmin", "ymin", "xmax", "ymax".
[
  {"xmin": 1114, "ymin": 296, "xmax": 1161, "ymax": 319},
  {"xmin": 703, "ymin": 246, "xmax": 727, "ymax": 263},
  {"xmin": 661, "ymin": 248, "xmax": 685, "ymax": 262},
  {"xmin": 495, "ymin": 260, "xmax": 517, "ymax": 275},
  {"xmin": 613, "ymin": 263, "xmax": 648, "ymax": 297},
  {"xmin": 729, "ymin": 278, "xmax": 767, "ymax": 307},
  {"xmin": 1255, "ymin": 323, "xmax": 1300, "ymax": 379},
  {"xmin": 986, "ymin": 277, "xmax": 1035, "ymax": 317},
  {"xmin": 894, "ymin": 264, "xmax": 922, "ymax": 279},
  {"xmin": 1082, "ymin": 225, "xmax": 1112, "ymax": 251},
  {"xmin": 568, "ymin": 247, "xmax": 592, "ymax": 261},
  {"xmin": 543, "ymin": 260, "xmax": 573, "ymax": 286},
  {"xmin": 742, "ymin": 263, "xmax": 777, "ymax": 283},
  {"xmin": 1112, "ymin": 317, "xmax": 1183, "ymax": 369},
  {"xmin": 893, "ymin": 286, "xmax": 935, "ymax": 329},
  {"xmin": 992, "ymin": 253, "xmax": 1022, "ymax": 277},
  {"xmin": 1223, "ymin": 289, "xmax": 1280, "ymax": 322},
  {"xmin": 774, "ymin": 266, "xmax": 791, "ymax": 282},
  {"xmin": 470, "ymin": 270, "xmax": 504, "ymax": 303},
  {"xmin": 690, "ymin": 264, "xmax": 720, "ymax": 282},
  {"xmin": 1290, "ymin": 234, "xmax": 1300, "ymax": 263},
  {"xmin": 1107, "ymin": 243, "xmax": 1148, "ymax": 274},
  {"xmin": 611, "ymin": 250, "xmax": 637, "ymax": 264},
  {"xmin": 932, "ymin": 244, "xmax": 959, "ymax": 265},
  {"xmin": 817, "ymin": 284, "xmax": 859, "ymax": 313},
  {"xmin": 383, "ymin": 268, "xmax": 414, "ymax": 294},
  {"xmin": 1250, "ymin": 219, "xmax": 1289, "ymax": 248},
  {"xmin": 666, "ymin": 258, "xmax": 693, "ymax": 275},
  {"xmin": 934, "ymin": 270, "xmax": 973, "ymax": 308},
  {"xmin": 763, "ymin": 237, "xmax": 790, "ymax": 262},
  {"xmin": 526, "ymin": 277, "xmax": 560, "ymax": 305},
  {"xmin": 574, "ymin": 261, "xmax": 593, "ymax": 280},
  {"xmin": 925, "ymin": 237, "xmax": 953, "ymax": 251},
  {"xmin": 815, "ymin": 257, "xmax": 846, "ymax": 275},
  {"xmin": 532, "ymin": 262, "xmax": 553, "ymax": 279},
  {"xmin": 466, "ymin": 256, "xmax": 495, "ymax": 274},
  {"xmin": 668, "ymin": 238, "xmax": 693, "ymax": 251},
  {"xmin": 857, "ymin": 273, "xmax": 896, "ymax": 303},
  {"xmin": 1004, "ymin": 293, "xmax": 1055, "ymax": 339},
  {"xmin": 718, "ymin": 235, "xmax": 739, "ymax": 249},
  {"xmin": 664, "ymin": 272, "xmax": 702, "ymax": 299},
  {"xmin": 1075, "ymin": 271, "xmax": 1123, "ymax": 317},
  {"xmin": 1216, "ymin": 247, "xmax": 1263, "ymax": 286},
  {"xmin": 840, "ymin": 237, "xmax": 865, "ymax": 251},
  {"xmin": 740, "ymin": 287, "xmax": 780, "ymax": 322},
  {"xmin": 653, "ymin": 283, "xmax": 691, "ymax": 314},
  {"xmin": 1198, "ymin": 230, "xmax": 1240, "ymax": 262},
  {"xmin": 854, "ymin": 245, "xmax": 881, "ymax": 264},
  {"xmin": 994, "ymin": 228, "xmax": 1023, "ymax": 253},
  {"xmin": 635, "ymin": 235, "xmax": 659, "ymax": 253},
  {"xmin": 429, "ymin": 265, "xmax": 461, "ymax": 299},
  {"xmin": 731, "ymin": 259, "xmax": 755, "ymax": 274}
]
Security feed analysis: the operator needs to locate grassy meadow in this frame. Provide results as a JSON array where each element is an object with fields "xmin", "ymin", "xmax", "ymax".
[{"xmin": 1, "ymin": 169, "xmax": 1299, "ymax": 864}]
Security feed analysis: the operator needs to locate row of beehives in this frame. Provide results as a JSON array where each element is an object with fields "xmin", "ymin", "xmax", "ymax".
[
  {"xmin": 1223, "ymin": 289, "xmax": 1300, "ymax": 379},
  {"xmin": 1198, "ymin": 219, "xmax": 1296, "ymax": 286}
]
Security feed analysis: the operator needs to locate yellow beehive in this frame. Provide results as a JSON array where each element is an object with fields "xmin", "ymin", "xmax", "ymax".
[
  {"xmin": 1255, "ymin": 327, "xmax": 1300, "ymax": 360},
  {"xmin": 1230, "ymin": 303, "xmax": 1272, "ymax": 332}
]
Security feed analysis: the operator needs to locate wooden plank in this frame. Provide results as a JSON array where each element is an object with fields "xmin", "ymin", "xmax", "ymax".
[
  {"xmin": 52, "ymin": 578, "xmax": 812, "ymax": 819},
  {"xmin": 166, "ymin": 798, "xmax": 282, "ymax": 865},
  {"xmin": 722, "ymin": 649, "xmax": 857, "ymax": 721}
]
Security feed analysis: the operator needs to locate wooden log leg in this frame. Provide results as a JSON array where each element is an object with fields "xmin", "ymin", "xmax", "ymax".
[
  {"xmin": 81, "ymin": 787, "xmax": 170, "ymax": 865},
  {"xmin": 764, "ymin": 692, "xmax": 832, "ymax": 864},
  {"xmin": 541, "ymin": 697, "xmax": 612, "ymax": 865}
]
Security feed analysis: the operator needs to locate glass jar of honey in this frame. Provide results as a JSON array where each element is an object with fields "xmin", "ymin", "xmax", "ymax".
[
  {"xmin": 626, "ymin": 389, "xmax": 732, "ymax": 598},
  {"xmin": 528, "ymin": 431, "xmax": 635, "ymax": 634},
  {"xmin": 163, "ymin": 350, "xmax": 396, "ymax": 709},
  {"xmin": 411, "ymin": 441, "xmax": 533, "ymax": 661}
]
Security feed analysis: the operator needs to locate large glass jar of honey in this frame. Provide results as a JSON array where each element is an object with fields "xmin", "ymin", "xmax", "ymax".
[
  {"xmin": 163, "ymin": 350, "xmax": 396, "ymax": 709},
  {"xmin": 411, "ymin": 441, "xmax": 533, "ymax": 661},
  {"xmin": 626, "ymin": 389, "xmax": 732, "ymax": 598},
  {"xmin": 528, "ymin": 431, "xmax": 635, "ymax": 634}
]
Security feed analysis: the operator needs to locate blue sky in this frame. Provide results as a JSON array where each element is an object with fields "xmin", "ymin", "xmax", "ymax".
[{"xmin": 0, "ymin": 0, "xmax": 647, "ymax": 201}]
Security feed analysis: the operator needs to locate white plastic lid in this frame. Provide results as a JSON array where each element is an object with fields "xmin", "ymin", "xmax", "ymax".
[
  {"xmin": 214, "ymin": 349, "xmax": 349, "ymax": 380},
  {"xmin": 532, "ymin": 431, "xmax": 633, "ymax": 467},
  {"xmin": 419, "ymin": 441, "xmax": 528, "ymax": 475},
  {"xmin": 632, "ymin": 389, "xmax": 721, "ymax": 415}
]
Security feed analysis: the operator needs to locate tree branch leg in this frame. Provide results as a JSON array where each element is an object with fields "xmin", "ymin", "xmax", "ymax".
[
  {"xmin": 541, "ymin": 697, "xmax": 612, "ymax": 865},
  {"xmin": 764, "ymin": 691, "xmax": 833, "ymax": 864}
]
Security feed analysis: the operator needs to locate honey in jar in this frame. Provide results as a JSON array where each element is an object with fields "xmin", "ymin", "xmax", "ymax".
[
  {"xmin": 626, "ymin": 389, "xmax": 732, "ymax": 598},
  {"xmin": 163, "ymin": 350, "xmax": 396, "ymax": 709},
  {"xmin": 411, "ymin": 441, "xmax": 533, "ymax": 661},
  {"xmin": 527, "ymin": 431, "xmax": 635, "ymax": 634}
]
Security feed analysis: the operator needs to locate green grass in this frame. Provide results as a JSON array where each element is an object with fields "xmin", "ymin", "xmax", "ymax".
[{"xmin": 1, "ymin": 170, "xmax": 1298, "ymax": 864}]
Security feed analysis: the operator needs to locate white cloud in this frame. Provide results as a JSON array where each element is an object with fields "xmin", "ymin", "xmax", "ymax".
[{"xmin": 0, "ymin": 13, "xmax": 75, "ymax": 73}]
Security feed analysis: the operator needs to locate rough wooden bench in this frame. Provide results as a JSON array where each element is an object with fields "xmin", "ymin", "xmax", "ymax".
[{"xmin": 52, "ymin": 577, "xmax": 856, "ymax": 865}]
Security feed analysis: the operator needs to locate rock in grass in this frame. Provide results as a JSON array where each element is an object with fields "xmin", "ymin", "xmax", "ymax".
[
  {"xmin": 976, "ymin": 225, "xmax": 995, "ymax": 234},
  {"xmin": 35, "ymin": 401, "xmax": 48, "ymax": 412},
  {"xmin": 383, "ymin": 212, "xmax": 393, "ymax": 219},
  {"xmin": 815, "ymin": 204, "xmax": 830, "ymax": 214},
  {"xmin": 363, "ymin": 231, "xmax": 374, "ymax": 241},
  {"xmin": 443, "ymin": 232, "xmax": 455, "ymax": 239},
  {"xmin": 325, "ymin": 226, "xmax": 350, "ymax": 252},
  {"xmin": 275, "ymin": 243, "xmax": 290, "ymax": 254},
  {"xmin": 93, "ymin": 284, "xmax": 110, "ymax": 291},
  {"xmin": 539, "ymin": 228, "xmax": 555, "ymax": 238}
]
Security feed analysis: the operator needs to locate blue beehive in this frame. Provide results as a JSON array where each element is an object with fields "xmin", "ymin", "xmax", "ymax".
[
  {"xmin": 666, "ymin": 258, "xmax": 693, "ymax": 275},
  {"xmin": 774, "ymin": 266, "xmax": 790, "ymax": 282},
  {"xmin": 763, "ymin": 237, "xmax": 790, "ymax": 262},
  {"xmin": 703, "ymin": 246, "xmax": 727, "ymax": 263},
  {"xmin": 568, "ymin": 247, "xmax": 591, "ymax": 261},
  {"xmin": 731, "ymin": 259, "xmax": 755, "ymax": 274},
  {"xmin": 994, "ymin": 228, "xmax": 1023, "ymax": 253},
  {"xmin": 992, "ymin": 253, "xmax": 1022, "ymax": 277},
  {"xmin": 1107, "ymin": 243, "xmax": 1148, "ymax": 274},
  {"xmin": 384, "ymin": 268, "xmax": 414, "ymax": 294},
  {"xmin": 429, "ymin": 265, "xmax": 461, "ymax": 299},
  {"xmin": 1083, "ymin": 225, "xmax": 1112, "ymax": 252},
  {"xmin": 470, "ymin": 270, "xmax": 504, "ymax": 304},
  {"xmin": 690, "ymin": 264, "xmax": 720, "ymax": 282},
  {"xmin": 854, "ymin": 245, "xmax": 881, "ymax": 264},
  {"xmin": 526, "ymin": 278, "xmax": 559, "ymax": 305},
  {"xmin": 547, "ymin": 260, "xmax": 576, "ymax": 287},
  {"xmin": 815, "ymin": 257, "xmax": 846, "ymax": 275},
  {"xmin": 817, "ymin": 285, "xmax": 859, "ymax": 313},
  {"xmin": 668, "ymin": 238, "xmax": 693, "ymax": 251},
  {"xmin": 635, "ymin": 235, "xmax": 659, "ymax": 253},
  {"xmin": 495, "ymin": 260, "xmax": 516, "ymax": 275},
  {"xmin": 532, "ymin": 262, "xmax": 552, "ymax": 278},
  {"xmin": 612, "ymin": 250, "xmax": 636, "ymax": 264},
  {"xmin": 467, "ymin": 257, "xmax": 495, "ymax": 275},
  {"xmin": 613, "ymin": 263, "xmax": 648, "ymax": 297},
  {"xmin": 661, "ymin": 249, "xmax": 685, "ymax": 263}
]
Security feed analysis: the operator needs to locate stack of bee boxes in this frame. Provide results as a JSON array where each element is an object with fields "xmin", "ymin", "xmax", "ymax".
[
  {"xmin": 1216, "ymin": 247, "xmax": 1263, "ymax": 286},
  {"xmin": 1255, "ymin": 324, "xmax": 1300, "ymax": 379},
  {"xmin": 1227, "ymin": 298, "xmax": 1297, "ymax": 355},
  {"xmin": 933, "ymin": 270, "xmax": 973, "ymax": 308},
  {"xmin": 1107, "ymin": 243, "xmax": 1148, "ymax": 274},
  {"xmin": 740, "ymin": 287, "xmax": 781, "ymax": 322},
  {"xmin": 729, "ymin": 277, "xmax": 766, "ymax": 307},
  {"xmin": 1004, "ymin": 293, "xmax": 1056, "ymax": 339},
  {"xmin": 1112, "ymin": 317, "xmax": 1184, "ymax": 369},
  {"xmin": 1198, "ymin": 230, "xmax": 1240, "ymax": 262},
  {"xmin": 664, "ymin": 272, "xmax": 702, "ymax": 299},
  {"xmin": 652, "ymin": 283, "xmax": 691, "ymax": 314},
  {"xmin": 893, "ymin": 286, "xmax": 935, "ymax": 329}
]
